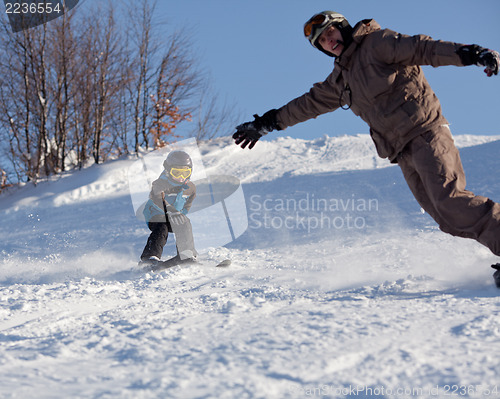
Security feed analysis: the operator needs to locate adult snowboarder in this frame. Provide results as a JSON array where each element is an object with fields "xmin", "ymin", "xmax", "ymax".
[
  {"xmin": 140, "ymin": 150, "xmax": 198, "ymax": 265},
  {"xmin": 232, "ymin": 11, "xmax": 500, "ymax": 281}
]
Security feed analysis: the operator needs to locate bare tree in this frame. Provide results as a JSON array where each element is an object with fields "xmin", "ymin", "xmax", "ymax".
[
  {"xmin": 0, "ymin": 0, "xmax": 240, "ymax": 185},
  {"xmin": 189, "ymin": 82, "xmax": 241, "ymax": 141},
  {"xmin": 126, "ymin": 0, "xmax": 157, "ymax": 153},
  {"xmin": 48, "ymin": 9, "xmax": 77, "ymax": 173},
  {"xmin": 125, "ymin": 0, "xmax": 201, "ymax": 151},
  {"xmin": 0, "ymin": 16, "xmax": 39, "ymax": 181},
  {"xmin": 90, "ymin": 6, "xmax": 120, "ymax": 164},
  {"xmin": 72, "ymin": 2, "xmax": 124, "ymax": 166}
]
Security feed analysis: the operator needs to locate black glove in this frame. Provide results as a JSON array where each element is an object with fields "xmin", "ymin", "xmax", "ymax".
[
  {"xmin": 233, "ymin": 109, "xmax": 281, "ymax": 149},
  {"xmin": 457, "ymin": 45, "xmax": 500, "ymax": 76}
]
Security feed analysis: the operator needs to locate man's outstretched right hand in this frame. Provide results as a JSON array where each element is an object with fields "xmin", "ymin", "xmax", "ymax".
[{"xmin": 233, "ymin": 109, "xmax": 280, "ymax": 149}]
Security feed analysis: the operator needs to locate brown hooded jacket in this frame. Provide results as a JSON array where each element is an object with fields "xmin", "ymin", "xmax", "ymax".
[{"xmin": 276, "ymin": 19, "xmax": 467, "ymax": 162}]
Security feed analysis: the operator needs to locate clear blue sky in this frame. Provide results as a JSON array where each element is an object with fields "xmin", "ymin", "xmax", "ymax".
[{"xmin": 154, "ymin": 0, "xmax": 500, "ymax": 141}]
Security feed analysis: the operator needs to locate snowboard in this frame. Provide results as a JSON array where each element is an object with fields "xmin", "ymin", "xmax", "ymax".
[{"xmin": 140, "ymin": 255, "xmax": 231, "ymax": 273}]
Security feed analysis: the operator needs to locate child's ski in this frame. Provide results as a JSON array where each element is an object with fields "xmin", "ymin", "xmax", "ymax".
[{"xmin": 140, "ymin": 256, "xmax": 231, "ymax": 273}]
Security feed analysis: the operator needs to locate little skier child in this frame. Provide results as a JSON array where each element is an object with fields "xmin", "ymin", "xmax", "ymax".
[{"xmin": 140, "ymin": 150, "xmax": 198, "ymax": 266}]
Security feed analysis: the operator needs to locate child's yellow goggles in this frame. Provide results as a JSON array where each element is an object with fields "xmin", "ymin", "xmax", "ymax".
[{"xmin": 170, "ymin": 167, "xmax": 192, "ymax": 180}]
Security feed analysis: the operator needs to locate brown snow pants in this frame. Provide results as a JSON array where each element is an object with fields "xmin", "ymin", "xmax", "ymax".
[{"xmin": 397, "ymin": 124, "xmax": 500, "ymax": 256}]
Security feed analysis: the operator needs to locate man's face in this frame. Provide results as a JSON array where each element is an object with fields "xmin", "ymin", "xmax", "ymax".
[{"xmin": 318, "ymin": 25, "xmax": 344, "ymax": 57}]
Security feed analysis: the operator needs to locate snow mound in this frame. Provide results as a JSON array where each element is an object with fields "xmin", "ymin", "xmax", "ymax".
[
  {"xmin": 201, "ymin": 133, "xmax": 500, "ymax": 182},
  {"xmin": 1, "ymin": 133, "xmax": 500, "ymax": 398}
]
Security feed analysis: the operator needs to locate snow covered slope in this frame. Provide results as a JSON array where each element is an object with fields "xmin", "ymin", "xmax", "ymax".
[{"xmin": 1, "ymin": 134, "xmax": 500, "ymax": 398}]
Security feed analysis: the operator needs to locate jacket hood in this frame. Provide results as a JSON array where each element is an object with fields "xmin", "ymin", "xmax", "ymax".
[
  {"xmin": 352, "ymin": 19, "xmax": 381, "ymax": 43},
  {"xmin": 337, "ymin": 19, "xmax": 381, "ymax": 68}
]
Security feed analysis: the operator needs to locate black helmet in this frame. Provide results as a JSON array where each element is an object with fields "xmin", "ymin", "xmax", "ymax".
[
  {"xmin": 304, "ymin": 11, "xmax": 353, "ymax": 57},
  {"xmin": 163, "ymin": 150, "xmax": 192, "ymax": 169},
  {"xmin": 163, "ymin": 151, "xmax": 193, "ymax": 183}
]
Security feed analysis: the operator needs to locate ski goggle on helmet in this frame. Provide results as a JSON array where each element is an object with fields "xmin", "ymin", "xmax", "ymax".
[
  {"xmin": 304, "ymin": 11, "xmax": 348, "ymax": 55},
  {"xmin": 169, "ymin": 166, "xmax": 192, "ymax": 181}
]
